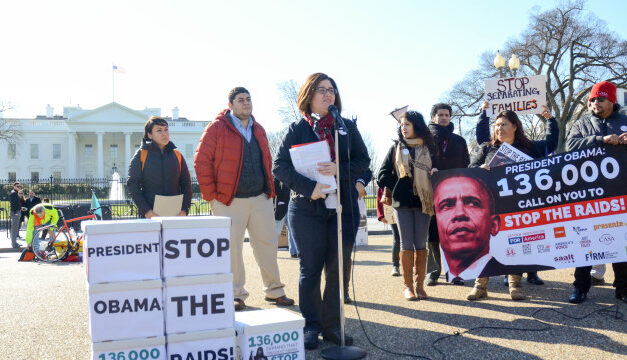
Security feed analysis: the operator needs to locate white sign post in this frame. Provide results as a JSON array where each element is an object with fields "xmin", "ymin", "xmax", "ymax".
[{"xmin": 484, "ymin": 74, "xmax": 547, "ymax": 117}]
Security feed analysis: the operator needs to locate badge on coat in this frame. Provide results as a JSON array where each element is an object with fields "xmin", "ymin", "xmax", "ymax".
[{"xmin": 621, "ymin": 125, "xmax": 627, "ymax": 132}]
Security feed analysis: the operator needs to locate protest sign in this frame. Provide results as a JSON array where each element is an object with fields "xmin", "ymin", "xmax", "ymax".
[
  {"xmin": 92, "ymin": 336, "xmax": 166, "ymax": 360},
  {"xmin": 166, "ymin": 329, "xmax": 235, "ymax": 360},
  {"xmin": 88, "ymin": 280, "xmax": 165, "ymax": 342},
  {"xmin": 235, "ymin": 309, "xmax": 305, "ymax": 360},
  {"xmin": 485, "ymin": 75, "xmax": 547, "ymax": 117},
  {"xmin": 164, "ymin": 274, "xmax": 234, "ymax": 334},
  {"xmin": 159, "ymin": 216, "xmax": 231, "ymax": 278},
  {"xmin": 83, "ymin": 220, "xmax": 162, "ymax": 284},
  {"xmin": 432, "ymin": 146, "xmax": 627, "ymax": 281}
]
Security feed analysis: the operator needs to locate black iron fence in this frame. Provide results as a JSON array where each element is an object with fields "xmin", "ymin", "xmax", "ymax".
[{"xmin": 1, "ymin": 177, "xmax": 380, "ymax": 230}]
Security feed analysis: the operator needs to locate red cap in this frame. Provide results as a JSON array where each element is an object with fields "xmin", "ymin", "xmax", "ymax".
[{"xmin": 589, "ymin": 81, "xmax": 617, "ymax": 104}]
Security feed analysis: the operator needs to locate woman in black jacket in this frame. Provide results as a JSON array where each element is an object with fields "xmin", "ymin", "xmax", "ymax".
[
  {"xmin": 467, "ymin": 106, "xmax": 558, "ymax": 301},
  {"xmin": 273, "ymin": 73, "xmax": 370, "ymax": 350},
  {"xmin": 377, "ymin": 111, "xmax": 438, "ymax": 301},
  {"xmin": 127, "ymin": 116, "xmax": 192, "ymax": 218}
]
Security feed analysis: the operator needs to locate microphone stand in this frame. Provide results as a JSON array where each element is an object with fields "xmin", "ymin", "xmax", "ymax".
[{"xmin": 321, "ymin": 112, "xmax": 366, "ymax": 360}]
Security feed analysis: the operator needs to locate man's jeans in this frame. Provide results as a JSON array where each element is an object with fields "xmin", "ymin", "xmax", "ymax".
[{"xmin": 10, "ymin": 211, "xmax": 21, "ymax": 247}]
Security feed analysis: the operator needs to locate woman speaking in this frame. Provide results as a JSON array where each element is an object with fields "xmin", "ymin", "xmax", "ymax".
[{"xmin": 273, "ymin": 73, "xmax": 370, "ymax": 350}]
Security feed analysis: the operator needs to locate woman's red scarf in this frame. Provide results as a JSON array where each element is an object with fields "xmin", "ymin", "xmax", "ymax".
[{"xmin": 305, "ymin": 113, "xmax": 336, "ymax": 161}]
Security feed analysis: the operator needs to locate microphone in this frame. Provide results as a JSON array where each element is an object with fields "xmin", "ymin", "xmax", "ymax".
[{"xmin": 327, "ymin": 105, "xmax": 346, "ymax": 130}]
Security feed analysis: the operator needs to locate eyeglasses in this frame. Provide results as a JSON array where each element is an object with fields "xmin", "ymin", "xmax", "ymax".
[
  {"xmin": 589, "ymin": 97, "xmax": 607, "ymax": 103},
  {"xmin": 314, "ymin": 87, "xmax": 337, "ymax": 95}
]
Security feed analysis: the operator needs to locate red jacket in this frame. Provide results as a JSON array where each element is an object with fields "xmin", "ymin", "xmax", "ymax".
[{"xmin": 195, "ymin": 109, "xmax": 276, "ymax": 206}]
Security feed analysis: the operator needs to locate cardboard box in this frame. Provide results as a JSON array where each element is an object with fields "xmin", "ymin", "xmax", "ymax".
[
  {"xmin": 92, "ymin": 336, "xmax": 166, "ymax": 360},
  {"xmin": 166, "ymin": 328, "xmax": 235, "ymax": 360},
  {"xmin": 235, "ymin": 309, "xmax": 305, "ymax": 360},
  {"xmin": 83, "ymin": 220, "xmax": 162, "ymax": 283},
  {"xmin": 164, "ymin": 274, "xmax": 234, "ymax": 334},
  {"xmin": 88, "ymin": 279, "xmax": 165, "ymax": 343},
  {"xmin": 158, "ymin": 216, "xmax": 231, "ymax": 278}
]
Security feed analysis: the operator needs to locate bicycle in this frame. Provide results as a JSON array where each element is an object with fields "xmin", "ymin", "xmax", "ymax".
[{"xmin": 31, "ymin": 206, "xmax": 102, "ymax": 262}]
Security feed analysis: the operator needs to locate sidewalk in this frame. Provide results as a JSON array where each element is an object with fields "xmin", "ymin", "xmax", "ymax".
[{"xmin": 0, "ymin": 231, "xmax": 624, "ymax": 359}]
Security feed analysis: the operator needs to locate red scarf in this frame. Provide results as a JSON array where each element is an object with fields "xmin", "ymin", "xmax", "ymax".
[{"xmin": 306, "ymin": 113, "xmax": 336, "ymax": 161}]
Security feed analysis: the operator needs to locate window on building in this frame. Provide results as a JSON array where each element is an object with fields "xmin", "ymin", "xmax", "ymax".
[
  {"xmin": 30, "ymin": 144, "xmax": 39, "ymax": 159},
  {"xmin": 110, "ymin": 144, "xmax": 118, "ymax": 162},
  {"xmin": 185, "ymin": 144, "xmax": 193, "ymax": 159},
  {"xmin": 31, "ymin": 172, "xmax": 39, "ymax": 183},
  {"xmin": 8, "ymin": 172, "xmax": 16, "ymax": 182},
  {"xmin": 53, "ymin": 144, "xmax": 61, "ymax": 159},
  {"xmin": 85, "ymin": 144, "xmax": 93, "ymax": 159},
  {"xmin": 8, "ymin": 144, "xmax": 16, "ymax": 160},
  {"xmin": 53, "ymin": 171, "xmax": 62, "ymax": 181}
]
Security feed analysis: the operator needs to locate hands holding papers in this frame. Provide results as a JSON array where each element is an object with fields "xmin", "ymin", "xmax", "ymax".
[{"xmin": 289, "ymin": 140, "xmax": 337, "ymax": 200}]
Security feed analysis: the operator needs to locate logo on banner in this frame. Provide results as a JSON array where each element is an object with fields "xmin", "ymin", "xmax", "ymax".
[
  {"xmin": 579, "ymin": 237, "xmax": 591, "ymax": 248},
  {"xmin": 523, "ymin": 232, "xmax": 546, "ymax": 243},
  {"xmin": 508, "ymin": 236, "xmax": 522, "ymax": 245},
  {"xmin": 522, "ymin": 244, "xmax": 532, "ymax": 255},
  {"xmin": 593, "ymin": 220, "xmax": 624, "ymax": 231},
  {"xmin": 572, "ymin": 226, "xmax": 588, "ymax": 235},
  {"xmin": 555, "ymin": 241, "xmax": 573, "ymax": 250},
  {"xmin": 553, "ymin": 227, "xmax": 566, "ymax": 238},
  {"xmin": 599, "ymin": 234, "xmax": 615, "ymax": 245},
  {"xmin": 554, "ymin": 254, "xmax": 575, "ymax": 263},
  {"xmin": 585, "ymin": 250, "xmax": 618, "ymax": 261},
  {"xmin": 506, "ymin": 247, "xmax": 516, "ymax": 257},
  {"xmin": 537, "ymin": 245, "xmax": 550, "ymax": 253}
]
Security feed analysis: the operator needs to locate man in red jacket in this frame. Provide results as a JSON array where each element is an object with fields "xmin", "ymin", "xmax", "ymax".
[{"xmin": 195, "ymin": 87, "xmax": 294, "ymax": 311}]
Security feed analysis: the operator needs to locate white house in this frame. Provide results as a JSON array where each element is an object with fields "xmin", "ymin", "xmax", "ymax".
[{"xmin": 1, "ymin": 102, "xmax": 210, "ymax": 181}]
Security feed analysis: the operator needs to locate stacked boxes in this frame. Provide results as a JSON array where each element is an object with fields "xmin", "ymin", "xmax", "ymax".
[{"xmin": 83, "ymin": 216, "xmax": 235, "ymax": 360}]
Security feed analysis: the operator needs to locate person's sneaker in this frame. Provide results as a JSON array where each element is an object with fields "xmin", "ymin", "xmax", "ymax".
[
  {"xmin": 304, "ymin": 330, "xmax": 319, "ymax": 350},
  {"xmin": 234, "ymin": 298, "xmax": 246, "ymax": 311},
  {"xmin": 568, "ymin": 288, "xmax": 587, "ymax": 304},
  {"xmin": 526, "ymin": 273, "xmax": 544, "ymax": 285},
  {"xmin": 322, "ymin": 331, "xmax": 353, "ymax": 346},
  {"xmin": 344, "ymin": 293, "xmax": 352, "ymax": 304},
  {"xmin": 425, "ymin": 277, "xmax": 437, "ymax": 286},
  {"xmin": 451, "ymin": 278, "xmax": 465, "ymax": 286},
  {"xmin": 391, "ymin": 265, "xmax": 401, "ymax": 277},
  {"xmin": 591, "ymin": 277, "xmax": 605, "ymax": 286}
]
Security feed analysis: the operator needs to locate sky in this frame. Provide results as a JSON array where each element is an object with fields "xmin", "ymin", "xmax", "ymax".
[{"xmin": 1, "ymin": 0, "xmax": 626, "ymax": 160}]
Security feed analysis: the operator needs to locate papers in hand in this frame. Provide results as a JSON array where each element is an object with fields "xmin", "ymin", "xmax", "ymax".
[
  {"xmin": 487, "ymin": 143, "xmax": 533, "ymax": 168},
  {"xmin": 289, "ymin": 140, "xmax": 337, "ymax": 193},
  {"xmin": 153, "ymin": 194, "xmax": 183, "ymax": 216}
]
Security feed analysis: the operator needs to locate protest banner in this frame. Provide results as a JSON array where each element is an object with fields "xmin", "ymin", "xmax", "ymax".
[
  {"xmin": 432, "ymin": 146, "xmax": 626, "ymax": 281},
  {"xmin": 484, "ymin": 74, "xmax": 547, "ymax": 117}
]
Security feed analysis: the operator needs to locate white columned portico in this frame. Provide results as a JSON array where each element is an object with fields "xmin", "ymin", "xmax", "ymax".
[
  {"xmin": 124, "ymin": 132, "xmax": 132, "ymax": 171},
  {"xmin": 97, "ymin": 132, "xmax": 104, "ymax": 178},
  {"xmin": 67, "ymin": 132, "xmax": 77, "ymax": 178}
]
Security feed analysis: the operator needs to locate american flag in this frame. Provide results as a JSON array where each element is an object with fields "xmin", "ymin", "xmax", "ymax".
[{"xmin": 112, "ymin": 65, "xmax": 126, "ymax": 73}]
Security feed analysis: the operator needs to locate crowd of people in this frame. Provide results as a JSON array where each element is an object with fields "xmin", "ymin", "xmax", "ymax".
[{"xmin": 7, "ymin": 77, "xmax": 625, "ymax": 351}]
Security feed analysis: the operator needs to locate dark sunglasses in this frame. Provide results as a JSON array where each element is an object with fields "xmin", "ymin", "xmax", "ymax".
[{"xmin": 589, "ymin": 97, "xmax": 607, "ymax": 103}]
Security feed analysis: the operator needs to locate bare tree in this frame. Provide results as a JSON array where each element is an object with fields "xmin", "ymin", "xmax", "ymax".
[
  {"xmin": 266, "ymin": 130, "xmax": 284, "ymax": 158},
  {"xmin": 277, "ymin": 80, "xmax": 301, "ymax": 127},
  {"xmin": 443, "ymin": 0, "xmax": 627, "ymax": 151},
  {"xmin": 361, "ymin": 131, "xmax": 380, "ymax": 174},
  {"xmin": 0, "ymin": 101, "xmax": 21, "ymax": 144}
]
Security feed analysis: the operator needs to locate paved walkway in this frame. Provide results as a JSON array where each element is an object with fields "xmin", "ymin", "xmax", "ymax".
[{"xmin": 0, "ymin": 230, "xmax": 625, "ymax": 359}]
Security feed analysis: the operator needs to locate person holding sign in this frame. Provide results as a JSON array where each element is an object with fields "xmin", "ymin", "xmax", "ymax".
[
  {"xmin": 565, "ymin": 80, "xmax": 627, "ymax": 304},
  {"xmin": 377, "ymin": 111, "xmax": 438, "ymax": 301},
  {"xmin": 273, "ymin": 73, "xmax": 370, "ymax": 350},
  {"xmin": 467, "ymin": 108, "xmax": 558, "ymax": 300},
  {"xmin": 127, "ymin": 116, "xmax": 192, "ymax": 219}
]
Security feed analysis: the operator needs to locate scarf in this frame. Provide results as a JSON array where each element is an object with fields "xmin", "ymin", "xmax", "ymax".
[
  {"xmin": 428, "ymin": 122, "xmax": 453, "ymax": 154},
  {"xmin": 394, "ymin": 138, "xmax": 434, "ymax": 215},
  {"xmin": 306, "ymin": 113, "xmax": 335, "ymax": 161}
]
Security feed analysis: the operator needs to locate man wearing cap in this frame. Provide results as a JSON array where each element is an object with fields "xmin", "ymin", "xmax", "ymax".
[
  {"xmin": 195, "ymin": 87, "xmax": 294, "ymax": 311},
  {"xmin": 565, "ymin": 80, "xmax": 627, "ymax": 304}
]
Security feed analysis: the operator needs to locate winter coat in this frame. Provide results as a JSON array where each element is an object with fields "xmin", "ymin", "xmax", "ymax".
[
  {"xmin": 274, "ymin": 178, "xmax": 290, "ymax": 221},
  {"xmin": 428, "ymin": 122, "xmax": 470, "ymax": 170},
  {"xmin": 565, "ymin": 105, "xmax": 627, "ymax": 151},
  {"xmin": 272, "ymin": 118, "xmax": 370, "ymax": 215},
  {"xmin": 127, "ymin": 140, "xmax": 192, "ymax": 217},
  {"xmin": 9, "ymin": 189, "xmax": 20, "ymax": 213},
  {"xmin": 194, "ymin": 109, "xmax": 275, "ymax": 206},
  {"xmin": 470, "ymin": 115, "xmax": 559, "ymax": 166},
  {"xmin": 377, "ymin": 141, "xmax": 438, "ymax": 209}
]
